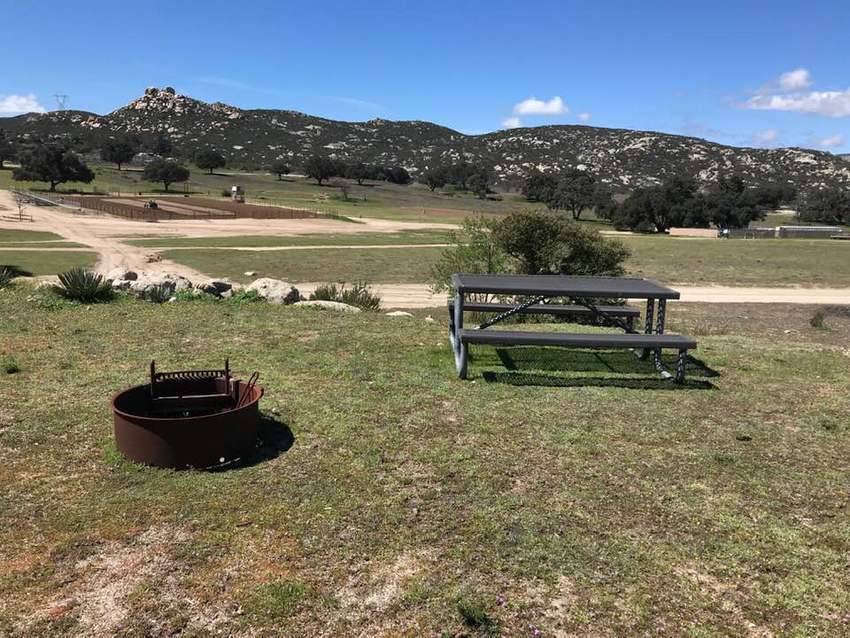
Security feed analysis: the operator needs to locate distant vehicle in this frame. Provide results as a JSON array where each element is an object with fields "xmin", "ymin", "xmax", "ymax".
[
  {"xmin": 231, "ymin": 185, "xmax": 245, "ymax": 203},
  {"xmin": 717, "ymin": 228, "xmax": 730, "ymax": 238}
]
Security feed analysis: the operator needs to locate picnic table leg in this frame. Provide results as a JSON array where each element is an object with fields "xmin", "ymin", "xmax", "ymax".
[
  {"xmin": 453, "ymin": 291, "xmax": 468, "ymax": 379},
  {"xmin": 675, "ymin": 349, "xmax": 688, "ymax": 383},
  {"xmin": 639, "ymin": 299, "xmax": 655, "ymax": 359},
  {"xmin": 651, "ymin": 299, "xmax": 667, "ymax": 372}
]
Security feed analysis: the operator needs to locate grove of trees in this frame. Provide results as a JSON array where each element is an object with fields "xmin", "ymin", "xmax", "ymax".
[
  {"xmin": 269, "ymin": 160, "xmax": 291, "ymax": 180},
  {"xmin": 142, "ymin": 160, "xmax": 190, "ymax": 191},
  {"xmin": 303, "ymin": 156, "xmax": 411, "ymax": 186},
  {"xmin": 799, "ymin": 187, "xmax": 850, "ymax": 225},
  {"xmin": 0, "ymin": 131, "xmax": 16, "ymax": 169},
  {"xmin": 418, "ymin": 161, "xmax": 491, "ymax": 197},
  {"xmin": 12, "ymin": 144, "xmax": 94, "ymax": 191}
]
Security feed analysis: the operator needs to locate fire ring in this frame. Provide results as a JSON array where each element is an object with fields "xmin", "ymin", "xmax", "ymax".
[{"xmin": 112, "ymin": 360, "xmax": 264, "ymax": 469}]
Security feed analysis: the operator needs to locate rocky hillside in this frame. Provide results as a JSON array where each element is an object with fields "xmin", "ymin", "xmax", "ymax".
[{"xmin": 3, "ymin": 87, "xmax": 850, "ymax": 191}]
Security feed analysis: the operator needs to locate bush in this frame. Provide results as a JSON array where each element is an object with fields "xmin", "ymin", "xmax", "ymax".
[
  {"xmin": 310, "ymin": 281, "xmax": 381, "ymax": 311},
  {"xmin": 810, "ymin": 309, "xmax": 828, "ymax": 330},
  {"xmin": 229, "ymin": 289, "xmax": 264, "ymax": 304},
  {"xmin": 430, "ymin": 216, "xmax": 508, "ymax": 292},
  {"xmin": 52, "ymin": 268, "xmax": 114, "ymax": 303},
  {"xmin": 0, "ymin": 266, "xmax": 16, "ymax": 289}
]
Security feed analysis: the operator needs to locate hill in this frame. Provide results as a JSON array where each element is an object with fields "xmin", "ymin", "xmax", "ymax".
[{"xmin": 3, "ymin": 87, "xmax": 850, "ymax": 191}]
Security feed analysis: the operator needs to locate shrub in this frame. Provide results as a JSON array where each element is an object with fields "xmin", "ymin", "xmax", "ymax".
[
  {"xmin": 431, "ymin": 216, "xmax": 508, "ymax": 292},
  {"xmin": 229, "ymin": 289, "xmax": 264, "ymax": 304},
  {"xmin": 52, "ymin": 268, "xmax": 114, "ymax": 303},
  {"xmin": 1, "ymin": 354, "xmax": 20, "ymax": 374},
  {"xmin": 456, "ymin": 593, "xmax": 495, "ymax": 630},
  {"xmin": 144, "ymin": 284, "xmax": 172, "ymax": 303},
  {"xmin": 810, "ymin": 309, "xmax": 828, "ymax": 330},
  {"xmin": 310, "ymin": 281, "xmax": 381, "ymax": 311},
  {"xmin": 0, "ymin": 266, "xmax": 16, "ymax": 289}
]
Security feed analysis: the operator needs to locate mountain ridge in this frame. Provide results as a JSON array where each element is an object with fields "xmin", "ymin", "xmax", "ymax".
[{"xmin": 3, "ymin": 87, "xmax": 849, "ymax": 191}]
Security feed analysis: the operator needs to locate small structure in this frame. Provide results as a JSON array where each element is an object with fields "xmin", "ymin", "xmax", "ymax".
[{"xmin": 231, "ymin": 185, "xmax": 245, "ymax": 203}]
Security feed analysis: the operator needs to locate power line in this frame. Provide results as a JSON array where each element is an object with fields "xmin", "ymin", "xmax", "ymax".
[{"xmin": 54, "ymin": 94, "xmax": 69, "ymax": 111}]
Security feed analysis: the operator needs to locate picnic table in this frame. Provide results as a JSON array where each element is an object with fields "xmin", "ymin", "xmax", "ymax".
[{"xmin": 448, "ymin": 274, "xmax": 697, "ymax": 382}]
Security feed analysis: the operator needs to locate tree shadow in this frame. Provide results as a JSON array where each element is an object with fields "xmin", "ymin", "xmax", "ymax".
[
  {"xmin": 473, "ymin": 347, "xmax": 717, "ymax": 389},
  {"xmin": 206, "ymin": 413, "xmax": 294, "ymax": 472}
]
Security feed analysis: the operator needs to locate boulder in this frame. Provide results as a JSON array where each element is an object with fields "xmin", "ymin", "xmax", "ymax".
[
  {"xmin": 246, "ymin": 278, "xmax": 300, "ymax": 304},
  {"xmin": 424, "ymin": 315, "xmax": 435, "ymax": 323},
  {"xmin": 195, "ymin": 279, "xmax": 233, "ymax": 297},
  {"xmin": 244, "ymin": 271, "xmax": 257, "ymax": 277},
  {"xmin": 294, "ymin": 300, "xmax": 361, "ymax": 313},
  {"xmin": 386, "ymin": 311, "xmax": 413, "ymax": 317},
  {"xmin": 105, "ymin": 268, "xmax": 138, "ymax": 282}
]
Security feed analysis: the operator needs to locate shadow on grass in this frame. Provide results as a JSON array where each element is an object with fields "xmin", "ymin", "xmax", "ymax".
[
  {"xmin": 208, "ymin": 414, "xmax": 294, "ymax": 472},
  {"xmin": 474, "ymin": 347, "xmax": 717, "ymax": 389},
  {"xmin": 0, "ymin": 265, "xmax": 34, "ymax": 277}
]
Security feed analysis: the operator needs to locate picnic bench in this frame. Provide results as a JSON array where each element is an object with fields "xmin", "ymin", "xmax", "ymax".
[{"xmin": 448, "ymin": 274, "xmax": 697, "ymax": 382}]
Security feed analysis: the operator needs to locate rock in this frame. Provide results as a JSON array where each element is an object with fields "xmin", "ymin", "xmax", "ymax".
[
  {"xmin": 126, "ymin": 273, "xmax": 193, "ymax": 297},
  {"xmin": 145, "ymin": 253, "xmax": 162, "ymax": 263},
  {"xmin": 294, "ymin": 300, "xmax": 361, "ymax": 313},
  {"xmin": 386, "ymin": 311, "xmax": 413, "ymax": 317},
  {"xmin": 424, "ymin": 315, "xmax": 435, "ymax": 323},
  {"xmin": 246, "ymin": 278, "xmax": 300, "ymax": 304},
  {"xmin": 244, "ymin": 271, "xmax": 257, "ymax": 277},
  {"xmin": 105, "ymin": 268, "xmax": 137, "ymax": 282},
  {"xmin": 195, "ymin": 279, "xmax": 233, "ymax": 297}
]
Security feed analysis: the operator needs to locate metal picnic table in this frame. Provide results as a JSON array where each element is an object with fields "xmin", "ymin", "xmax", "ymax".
[{"xmin": 448, "ymin": 274, "xmax": 697, "ymax": 381}]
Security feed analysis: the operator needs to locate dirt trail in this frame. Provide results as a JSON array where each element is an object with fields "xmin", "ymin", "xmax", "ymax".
[{"xmin": 0, "ymin": 190, "xmax": 455, "ymax": 280}]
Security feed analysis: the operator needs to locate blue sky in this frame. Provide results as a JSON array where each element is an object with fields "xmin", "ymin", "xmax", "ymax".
[{"xmin": 2, "ymin": 0, "xmax": 848, "ymax": 152}]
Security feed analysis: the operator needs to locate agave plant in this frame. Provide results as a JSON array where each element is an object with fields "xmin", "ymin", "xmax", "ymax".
[
  {"xmin": 0, "ymin": 266, "xmax": 15, "ymax": 289},
  {"xmin": 52, "ymin": 268, "xmax": 114, "ymax": 303},
  {"xmin": 144, "ymin": 283, "xmax": 173, "ymax": 304}
]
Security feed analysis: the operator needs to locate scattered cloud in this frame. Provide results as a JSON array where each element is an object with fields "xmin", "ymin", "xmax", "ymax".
[
  {"xmin": 501, "ymin": 116, "xmax": 522, "ymax": 129},
  {"xmin": 577, "ymin": 112, "xmax": 591, "ymax": 122},
  {"xmin": 513, "ymin": 96, "xmax": 568, "ymax": 115},
  {"xmin": 744, "ymin": 89, "xmax": 850, "ymax": 117},
  {"xmin": 778, "ymin": 68, "xmax": 812, "ymax": 91},
  {"xmin": 816, "ymin": 133, "xmax": 844, "ymax": 148},
  {"xmin": 740, "ymin": 68, "xmax": 850, "ymax": 117},
  {"xmin": 0, "ymin": 93, "xmax": 46, "ymax": 115},
  {"xmin": 751, "ymin": 128, "xmax": 780, "ymax": 146}
]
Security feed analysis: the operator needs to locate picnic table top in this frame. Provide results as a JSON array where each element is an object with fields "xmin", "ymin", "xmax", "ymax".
[{"xmin": 451, "ymin": 274, "xmax": 681, "ymax": 299}]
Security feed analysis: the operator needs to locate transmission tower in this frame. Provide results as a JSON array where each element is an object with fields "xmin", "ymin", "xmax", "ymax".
[{"xmin": 54, "ymin": 94, "xmax": 69, "ymax": 111}]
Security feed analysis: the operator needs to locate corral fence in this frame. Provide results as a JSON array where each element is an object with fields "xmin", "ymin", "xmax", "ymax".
[
  {"xmin": 727, "ymin": 226, "xmax": 846, "ymax": 239},
  {"xmin": 23, "ymin": 192, "xmax": 333, "ymax": 222}
]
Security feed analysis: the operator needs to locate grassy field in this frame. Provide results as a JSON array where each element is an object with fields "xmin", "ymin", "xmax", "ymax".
[
  {"xmin": 125, "ymin": 230, "xmax": 453, "ymax": 248},
  {"xmin": 0, "ymin": 285, "xmax": 847, "ymax": 636},
  {"xmin": 161, "ymin": 246, "xmax": 446, "ymax": 284},
  {"xmin": 160, "ymin": 236, "xmax": 850, "ymax": 288},
  {"xmin": 0, "ymin": 165, "xmax": 546, "ymax": 224},
  {"xmin": 0, "ymin": 250, "xmax": 97, "ymax": 276},
  {"xmin": 621, "ymin": 236, "xmax": 850, "ymax": 286},
  {"xmin": 0, "ymin": 229, "xmax": 66, "ymax": 243}
]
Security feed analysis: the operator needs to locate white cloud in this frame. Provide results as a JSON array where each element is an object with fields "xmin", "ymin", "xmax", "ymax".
[
  {"xmin": 577, "ymin": 111, "xmax": 591, "ymax": 122},
  {"xmin": 778, "ymin": 68, "xmax": 812, "ymax": 91},
  {"xmin": 513, "ymin": 96, "xmax": 568, "ymax": 115},
  {"xmin": 501, "ymin": 116, "xmax": 522, "ymax": 129},
  {"xmin": 751, "ymin": 128, "xmax": 780, "ymax": 146},
  {"xmin": 743, "ymin": 89, "xmax": 850, "ymax": 117},
  {"xmin": 0, "ymin": 93, "xmax": 47, "ymax": 115},
  {"xmin": 817, "ymin": 134, "xmax": 844, "ymax": 148}
]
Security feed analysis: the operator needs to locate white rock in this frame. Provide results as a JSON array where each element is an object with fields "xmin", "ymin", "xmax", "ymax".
[
  {"xmin": 293, "ymin": 300, "xmax": 361, "ymax": 313},
  {"xmin": 105, "ymin": 268, "xmax": 138, "ymax": 281},
  {"xmin": 244, "ymin": 271, "xmax": 257, "ymax": 277},
  {"xmin": 424, "ymin": 315, "xmax": 435, "ymax": 323},
  {"xmin": 246, "ymin": 277, "xmax": 300, "ymax": 304},
  {"xmin": 386, "ymin": 311, "xmax": 413, "ymax": 317}
]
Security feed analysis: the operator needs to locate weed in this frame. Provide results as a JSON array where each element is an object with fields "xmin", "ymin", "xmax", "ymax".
[
  {"xmin": 1, "ymin": 353, "xmax": 20, "ymax": 374},
  {"xmin": 456, "ymin": 592, "xmax": 496, "ymax": 631},
  {"xmin": 810, "ymin": 309, "xmax": 829, "ymax": 330},
  {"xmin": 310, "ymin": 281, "xmax": 381, "ymax": 311}
]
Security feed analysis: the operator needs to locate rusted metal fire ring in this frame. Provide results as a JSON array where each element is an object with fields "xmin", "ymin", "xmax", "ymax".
[{"xmin": 112, "ymin": 361, "xmax": 264, "ymax": 469}]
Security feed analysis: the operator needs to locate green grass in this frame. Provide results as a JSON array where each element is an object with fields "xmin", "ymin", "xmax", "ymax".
[
  {"xmin": 125, "ymin": 230, "xmax": 452, "ymax": 248},
  {"xmin": 161, "ymin": 246, "xmax": 446, "ymax": 284},
  {"xmin": 0, "ymin": 250, "xmax": 97, "ymax": 276},
  {"xmin": 0, "ymin": 287, "xmax": 847, "ymax": 635},
  {"xmin": 623, "ymin": 236, "xmax": 850, "ymax": 286},
  {"xmin": 0, "ymin": 229, "xmax": 65, "ymax": 243}
]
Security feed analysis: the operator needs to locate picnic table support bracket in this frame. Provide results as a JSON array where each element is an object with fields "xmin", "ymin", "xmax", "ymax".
[
  {"xmin": 476, "ymin": 295, "xmax": 549, "ymax": 330},
  {"xmin": 573, "ymin": 299, "xmax": 638, "ymax": 334}
]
